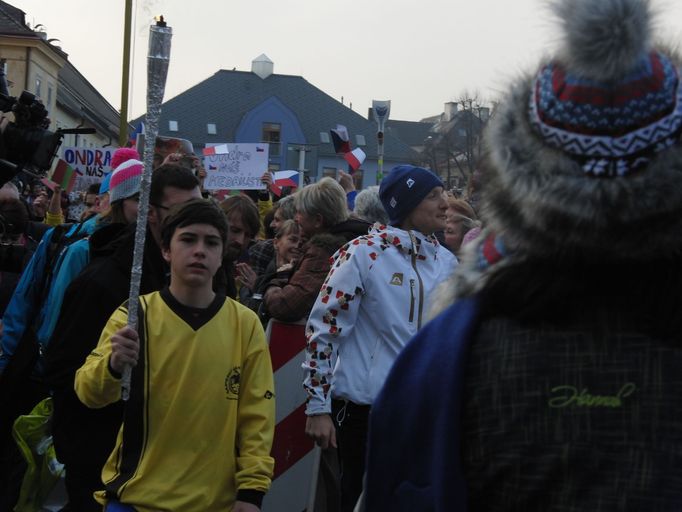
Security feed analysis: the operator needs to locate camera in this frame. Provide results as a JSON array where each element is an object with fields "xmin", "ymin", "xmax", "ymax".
[{"xmin": 0, "ymin": 59, "xmax": 95, "ymax": 187}]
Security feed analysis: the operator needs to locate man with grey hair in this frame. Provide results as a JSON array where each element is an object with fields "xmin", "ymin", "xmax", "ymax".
[{"xmin": 353, "ymin": 186, "xmax": 388, "ymax": 225}]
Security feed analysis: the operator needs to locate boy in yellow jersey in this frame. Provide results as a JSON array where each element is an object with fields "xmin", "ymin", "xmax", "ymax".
[{"xmin": 74, "ymin": 199, "xmax": 275, "ymax": 512}]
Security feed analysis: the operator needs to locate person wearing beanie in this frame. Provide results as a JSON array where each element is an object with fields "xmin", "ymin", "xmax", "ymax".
[
  {"xmin": 303, "ymin": 166, "xmax": 456, "ymax": 511},
  {"xmin": 365, "ymin": 1, "xmax": 682, "ymax": 511}
]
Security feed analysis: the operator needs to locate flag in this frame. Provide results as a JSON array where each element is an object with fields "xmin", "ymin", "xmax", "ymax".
[
  {"xmin": 271, "ymin": 170, "xmax": 300, "ymax": 196},
  {"xmin": 49, "ymin": 159, "xmax": 78, "ymax": 192},
  {"xmin": 344, "ymin": 148, "xmax": 366, "ymax": 171},
  {"xmin": 203, "ymin": 144, "xmax": 230, "ymax": 156},
  {"xmin": 128, "ymin": 122, "xmax": 145, "ymax": 147},
  {"xmin": 330, "ymin": 125, "xmax": 351, "ymax": 154}
]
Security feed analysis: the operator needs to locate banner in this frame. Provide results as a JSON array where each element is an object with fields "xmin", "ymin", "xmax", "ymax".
[
  {"xmin": 202, "ymin": 143, "xmax": 269, "ymax": 190},
  {"xmin": 62, "ymin": 147, "xmax": 117, "ymax": 191}
]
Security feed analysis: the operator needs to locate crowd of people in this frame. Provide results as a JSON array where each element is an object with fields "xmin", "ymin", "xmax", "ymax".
[{"xmin": 1, "ymin": 0, "xmax": 682, "ymax": 510}]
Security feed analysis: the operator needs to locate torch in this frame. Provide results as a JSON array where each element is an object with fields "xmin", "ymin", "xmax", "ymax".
[{"xmin": 121, "ymin": 16, "xmax": 172, "ymax": 400}]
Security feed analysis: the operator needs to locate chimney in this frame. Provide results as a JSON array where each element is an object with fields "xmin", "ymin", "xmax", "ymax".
[
  {"xmin": 368, "ymin": 107, "xmax": 373, "ymax": 120},
  {"xmin": 251, "ymin": 54, "xmax": 274, "ymax": 80},
  {"xmin": 444, "ymin": 101, "xmax": 458, "ymax": 122}
]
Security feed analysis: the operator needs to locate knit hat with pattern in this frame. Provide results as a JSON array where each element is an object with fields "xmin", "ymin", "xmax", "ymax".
[
  {"xmin": 109, "ymin": 159, "xmax": 143, "ymax": 203},
  {"xmin": 481, "ymin": 0, "xmax": 682, "ymax": 261}
]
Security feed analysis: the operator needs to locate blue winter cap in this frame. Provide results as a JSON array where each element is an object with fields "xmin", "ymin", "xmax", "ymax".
[
  {"xmin": 99, "ymin": 172, "xmax": 112, "ymax": 194},
  {"xmin": 379, "ymin": 165, "xmax": 444, "ymax": 226}
]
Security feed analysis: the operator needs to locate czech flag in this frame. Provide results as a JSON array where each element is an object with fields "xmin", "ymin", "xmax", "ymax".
[
  {"xmin": 203, "ymin": 144, "xmax": 230, "ymax": 156},
  {"xmin": 330, "ymin": 125, "xmax": 351, "ymax": 155},
  {"xmin": 344, "ymin": 148, "xmax": 366, "ymax": 171},
  {"xmin": 271, "ymin": 170, "xmax": 299, "ymax": 196}
]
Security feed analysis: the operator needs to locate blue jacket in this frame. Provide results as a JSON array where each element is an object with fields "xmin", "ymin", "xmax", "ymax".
[
  {"xmin": 0, "ymin": 216, "xmax": 98, "ymax": 375},
  {"xmin": 364, "ymin": 296, "xmax": 481, "ymax": 512}
]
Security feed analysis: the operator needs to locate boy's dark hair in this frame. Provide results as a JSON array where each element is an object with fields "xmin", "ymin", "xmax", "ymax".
[
  {"xmin": 161, "ymin": 198, "xmax": 228, "ymax": 251},
  {"xmin": 86, "ymin": 183, "xmax": 101, "ymax": 195},
  {"xmin": 219, "ymin": 195, "xmax": 260, "ymax": 239},
  {"xmin": 150, "ymin": 163, "xmax": 200, "ymax": 206}
]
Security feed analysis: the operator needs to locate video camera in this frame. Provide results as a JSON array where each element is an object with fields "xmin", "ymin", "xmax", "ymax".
[{"xmin": 0, "ymin": 58, "xmax": 95, "ymax": 187}]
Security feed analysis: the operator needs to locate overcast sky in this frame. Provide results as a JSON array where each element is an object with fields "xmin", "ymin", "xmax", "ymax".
[{"xmin": 10, "ymin": 0, "xmax": 682, "ymax": 122}]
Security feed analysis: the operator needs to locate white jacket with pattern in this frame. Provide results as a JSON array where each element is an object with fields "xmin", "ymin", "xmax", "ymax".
[{"xmin": 303, "ymin": 224, "xmax": 457, "ymax": 415}]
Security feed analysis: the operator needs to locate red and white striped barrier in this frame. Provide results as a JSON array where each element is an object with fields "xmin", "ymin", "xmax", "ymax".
[{"xmin": 262, "ymin": 319, "xmax": 319, "ymax": 511}]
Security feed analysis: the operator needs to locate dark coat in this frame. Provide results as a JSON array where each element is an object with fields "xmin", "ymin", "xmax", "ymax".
[
  {"xmin": 44, "ymin": 222, "xmax": 169, "ymax": 495},
  {"xmin": 263, "ymin": 218, "xmax": 370, "ymax": 322}
]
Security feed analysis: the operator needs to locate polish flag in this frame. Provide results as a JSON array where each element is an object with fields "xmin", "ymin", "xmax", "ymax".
[
  {"xmin": 343, "ymin": 148, "xmax": 366, "ymax": 171},
  {"xmin": 203, "ymin": 144, "xmax": 230, "ymax": 156}
]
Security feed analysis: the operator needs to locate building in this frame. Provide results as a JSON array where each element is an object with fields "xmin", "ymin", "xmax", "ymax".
[
  {"xmin": 420, "ymin": 101, "xmax": 490, "ymax": 191},
  {"xmin": 0, "ymin": 0, "xmax": 120, "ymax": 155},
  {"xmin": 133, "ymin": 54, "xmax": 418, "ymax": 188}
]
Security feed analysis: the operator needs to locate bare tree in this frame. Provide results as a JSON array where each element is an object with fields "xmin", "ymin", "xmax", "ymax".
[{"xmin": 425, "ymin": 91, "xmax": 491, "ymax": 192}]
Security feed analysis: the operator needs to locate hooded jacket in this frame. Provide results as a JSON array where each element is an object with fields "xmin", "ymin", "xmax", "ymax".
[{"xmin": 303, "ymin": 224, "xmax": 456, "ymax": 415}]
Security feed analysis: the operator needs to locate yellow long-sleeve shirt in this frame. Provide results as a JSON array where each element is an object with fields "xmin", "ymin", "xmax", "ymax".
[{"xmin": 75, "ymin": 289, "xmax": 275, "ymax": 511}]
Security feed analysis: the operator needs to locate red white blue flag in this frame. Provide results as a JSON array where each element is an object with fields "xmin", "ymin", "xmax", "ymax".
[
  {"xmin": 330, "ymin": 125, "xmax": 351, "ymax": 154},
  {"xmin": 271, "ymin": 170, "xmax": 300, "ymax": 196},
  {"xmin": 344, "ymin": 147, "xmax": 366, "ymax": 171},
  {"xmin": 203, "ymin": 144, "xmax": 230, "ymax": 156}
]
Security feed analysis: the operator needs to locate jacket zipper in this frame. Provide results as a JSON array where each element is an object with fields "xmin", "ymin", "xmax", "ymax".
[
  {"xmin": 409, "ymin": 279, "xmax": 415, "ymax": 322},
  {"xmin": 408, "ymin": 231, "xmax": 425, "ymax": 329}
]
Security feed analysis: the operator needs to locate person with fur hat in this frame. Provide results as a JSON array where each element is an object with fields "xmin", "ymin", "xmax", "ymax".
[
  {"xmin": 364, "ymin": 1, "xmax": 682, "ymax": 510},
  {"xmin": 303, "ymin": 165, "xmax": 456, "ymax": 511}
]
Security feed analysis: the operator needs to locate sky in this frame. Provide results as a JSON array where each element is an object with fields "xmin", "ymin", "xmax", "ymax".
[{"xmin": 10, "ymin": 0, "xmax": 682, "ymax": 122}]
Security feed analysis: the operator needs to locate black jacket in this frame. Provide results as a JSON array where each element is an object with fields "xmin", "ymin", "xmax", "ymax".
[{"xmin": 44, "ymin": 222, "xmax": 169, "ymax": 486}]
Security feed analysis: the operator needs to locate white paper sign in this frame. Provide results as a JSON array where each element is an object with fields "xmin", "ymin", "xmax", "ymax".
[
  {"xmin": 203, "ymin": 143, "xmax": 269, "ymax": 190},
  {"xmin": 62, "ymin": 146, "xmax": 117, "ymax": 191}
]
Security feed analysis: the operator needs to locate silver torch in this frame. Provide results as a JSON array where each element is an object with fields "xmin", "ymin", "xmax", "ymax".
[{"xmin": 121, "ymin": 16, "xmax": 172, "ymax": 401}]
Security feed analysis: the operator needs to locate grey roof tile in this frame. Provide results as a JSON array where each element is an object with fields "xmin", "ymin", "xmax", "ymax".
[{"xmin": 133, "ymin": 70, "xmax": 418, "ymax": 160}]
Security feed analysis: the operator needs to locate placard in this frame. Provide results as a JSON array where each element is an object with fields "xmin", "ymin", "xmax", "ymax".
[
  {"xmin": 203, "ymin": 143, "xmax": 269, "ymax": 190},
  {"xmin": 62, "ymin": 147, "xmax": 116, "ymax": 191}
]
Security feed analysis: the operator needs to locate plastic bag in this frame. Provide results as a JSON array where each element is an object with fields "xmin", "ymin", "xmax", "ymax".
[{"xmin": 12, "ymin": 397, "xmax": 64, "ymax": 512}]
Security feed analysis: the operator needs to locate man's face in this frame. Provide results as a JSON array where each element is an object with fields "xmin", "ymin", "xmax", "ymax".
[
  {"xmin": 83, "ymin": 193, "xmax": 98, "ymax": 216},
  {"xmin": 162, "ymin": 223, "xmax": 223, "ymax": 289},
  {"xmin": 225, "ymin": 211, "xmax": 252, "ymax": 261},
  {"xmin": 149, "ymin": 186, "xmax": 202, "ymax": 243}
]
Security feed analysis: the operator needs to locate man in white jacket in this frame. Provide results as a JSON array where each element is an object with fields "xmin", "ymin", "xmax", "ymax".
[{"xmin": 303, "ymin": 165, "xmax": 457, "ymax": 511}]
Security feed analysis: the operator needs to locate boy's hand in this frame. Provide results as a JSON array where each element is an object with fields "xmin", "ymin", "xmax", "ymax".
[
  {"xmin": 109, "ymin": 325, "xmax": 139, "ymax": 374},
  {"xmin": 233, "ymin": 501, "xmax": 260, "ymax": 512},
  {"xmin": 338, "ymin": 170, "xmax": 355, "ymax": 193}
]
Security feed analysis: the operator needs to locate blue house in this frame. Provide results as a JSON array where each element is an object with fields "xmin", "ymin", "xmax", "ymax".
[{"xmin": 133, "ymin": 54, "xmax": 419, "ymax": 189}]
